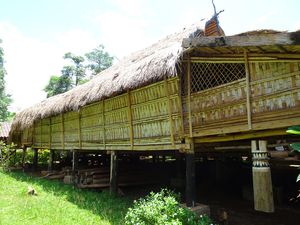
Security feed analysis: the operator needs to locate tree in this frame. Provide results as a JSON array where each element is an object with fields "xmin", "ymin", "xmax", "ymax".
[
  {"xmin": 85, "ymin": 45, "xmax": 113, "ymax": 76},
  {"xmin": 63, "ymin": 52, "xmax": 85, "ymax": 85},
  {"xmin": 0, "ymin": 39, "xmax": 12, "ymax": 121},
  {"xmin": 44, "ymin": 44, "xmax": 113, "ymax": 98},
  {"xmin": 43, "ymin": 75, "xmax": 72, "ymax": 98}
]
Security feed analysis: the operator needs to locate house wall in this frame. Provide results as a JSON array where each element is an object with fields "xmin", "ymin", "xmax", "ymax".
[
  {"xmin": 21, "ymin": 77, "xmax": 184, "ymax": 151},
  {"xmin": 183, "ymin": 60, "xmax": 300, "ymax": 138}
]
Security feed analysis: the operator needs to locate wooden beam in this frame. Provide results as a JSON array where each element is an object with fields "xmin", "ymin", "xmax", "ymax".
[
  {"xmin": 110, "ymin": 151, "xmax": 118, "ymax": 195},
  {"xmin": 127, "ymin": 91, "xmax": 134, "ymax": 149},
  {"xmin": 244, "ymin": 50, "xmax": 252, "ymax": 130},
  {"xmin": 164, "ymin": 78, "xmax": 175, "ymax": 146},
  {"xmin": 194, "ymin": 129, "xmax": 287, "ymax": 143},
  {"xmin": 182, "ymin": 32, "xmax": 298, "ymax": 48},
  {"xmin": 187, "ymin": 60, "xmax": 193, "ymax": 137}
]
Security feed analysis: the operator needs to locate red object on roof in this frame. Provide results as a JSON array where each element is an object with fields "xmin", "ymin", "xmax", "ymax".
[{"xmin": 0, "ymin": 122, "xmax": 11, "ymax": 138}]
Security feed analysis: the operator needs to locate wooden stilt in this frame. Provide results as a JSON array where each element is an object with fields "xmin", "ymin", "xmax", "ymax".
[
  {"xmin": 110, "ymin": 151, "xmax": 118, "ymax": 195},
  {"xmin": 252, "ymin": 140, "xmax": 274, "ymax": 213},
  {"xmin": 72, "ymin": 150, "xmax": 78, "ymax": 172},
  {"xmin": 48, "ymin": 149, "xmax": 54, "ymax": 171},
  {"xmin": 21, "ymin": 147, "xmax": 27, "ymax": 169},
  {"xmin": 33, "ymin": 148, "xmax": 38, "ymax": 171},
  {"xmin": 186, "ymin": 138, "xmax": 196, "ymax": 207}
]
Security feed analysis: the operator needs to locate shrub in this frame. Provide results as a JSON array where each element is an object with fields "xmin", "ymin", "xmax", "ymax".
[{"xmin": 124, "ymin": 189, "xmax": 214, "ymax": 225}]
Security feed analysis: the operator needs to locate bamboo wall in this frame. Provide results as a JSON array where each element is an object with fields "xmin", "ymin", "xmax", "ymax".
[
  {"xmin": 184, "ymin": 60, "xmax": 300, "ymax": 138},
  {"xmin": 21, "ymin": 78, "xmax": 184, "ymax": 151}
]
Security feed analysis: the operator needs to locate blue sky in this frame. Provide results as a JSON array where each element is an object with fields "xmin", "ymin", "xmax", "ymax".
[{"xmin": 0, "ymin": 0, "xmax": 299, "ymax": 111}]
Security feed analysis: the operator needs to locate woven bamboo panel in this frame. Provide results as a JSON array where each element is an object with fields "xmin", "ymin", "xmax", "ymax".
[
  {"xmin": 50, "ymin": 115, "xmax": 62, "ymax": 149},
  {"xmin": 41, "ymin": 118, "xmax": 50, "ymax": 148},
  {"xmin": 188, "ymin": 79, "xmax": 247, "ymax": 135},
  {"xmin": 251, "ymin": 61, "xmax": 300, "ymax": 123}
]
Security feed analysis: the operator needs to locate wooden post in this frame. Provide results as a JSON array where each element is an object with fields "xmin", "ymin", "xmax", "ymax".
[
  {"xmin": 21, "ymin": 147, "xmax": 27, "ymax": 169},
  {"xmin": 33, "ymin": 148, "xmax": 38, "ymax": 171},
  {"xmin": 48, "ymin": 149, "xmax": 54, "ymax": 171},
  {"xmin": 185, "ymin": 138, "xmax": 196, "ymax": 207},
  {"xmin": 252, "ymin": 140, "xmax": 274, "ymax": 213},
  {"xmin": 72, "ymin": 150, "xmax": 78, "ymax": 172},
  {"xmin": 110, "ymin": 151, "xmax": 118, "ymax": 195}
]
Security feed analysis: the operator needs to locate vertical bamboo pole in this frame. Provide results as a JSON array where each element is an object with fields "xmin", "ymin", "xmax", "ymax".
[
  {"xmin": 164, "ymin": 78, "xmax": 175, "ymax": 146},
  {"xmin": 78, "ymin": 110, "xmax": 82, "ymax": 150},
  {"xmin": 102, "ymin": 100, "xmax": 106, "ymax": 150},
  {"xmin": 187, "ymin": 60, "xmax": 193, "ymax": 137},
  {"xmin": 244, "ymin": 50, "xmax": 252, "ymax": 130},
  {"xmin": 40, "ymin": 121, "xmax": 42, "ymax": 148},
  {"xmin": 127, "ymin": 91, "xmax": 134, "ymax": 149},
  {"xmin": 61, "ymin": 114, "xmax": 65, "ymax": 150},
  {"xmin": 110, "ymin": 151, "xmax": 118, "ymax": 195},
  {"xmin": 252, "ymin": 140, "xmax": 274, "ymax": 213},
  {"xmin": 49, "ymin": 118, "xmax": 52, "ymax": 150},
  {"xmin": 177, "ymin": 77, "xmax": 185, "ymax": 137}
]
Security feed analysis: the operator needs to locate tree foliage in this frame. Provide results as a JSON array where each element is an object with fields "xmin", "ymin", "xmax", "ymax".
[
  {"xmin": 44, "ymin": 45, "xmax": 113, "ymax": 98},
  {"xmin": 0, "ymin": 39, "xmax": 12, "ymax": 121},
  {"xmin": 85, "ymin": 45, "xmax": 113, "ymax": 76}
]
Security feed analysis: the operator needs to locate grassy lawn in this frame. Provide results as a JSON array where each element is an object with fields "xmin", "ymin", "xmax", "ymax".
[{"xmin": 0, "ymin": 169, "xmax": 130, "ymax": 225}]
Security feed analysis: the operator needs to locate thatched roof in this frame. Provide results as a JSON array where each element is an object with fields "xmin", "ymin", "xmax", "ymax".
[{"xmin": 10, "ymin": 23, "xmax": 203, "ymax": 133}]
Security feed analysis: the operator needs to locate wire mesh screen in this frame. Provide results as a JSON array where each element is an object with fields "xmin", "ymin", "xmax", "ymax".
[{"xmin": 191, "ymin": 62, "xmax": 246, "ymax": 92}]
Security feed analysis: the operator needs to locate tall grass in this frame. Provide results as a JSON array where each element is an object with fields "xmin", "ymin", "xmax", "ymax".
[{"xmin": 0, "ymin": 169, "xmax": 130, "ymax": 225}]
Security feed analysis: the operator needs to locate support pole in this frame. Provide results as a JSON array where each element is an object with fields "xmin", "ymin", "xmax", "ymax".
[
  {"xmin": 33, "ymin": 148, "xmax": 38, "ymax": 171},
  {"xmin": 252, "ymin": 140, "xmax": 274, "ymax": 213},
  {"xmin": 185, "ymin": 138, "xmax": 196, "ymax": 207},
  {"xmin": 110, "ymin": 151, "xmax": 118, "ymax": 195},
  {"xmin": 48, "ymin": 149, "xmax": 54, "ymax": 171},
  {"xmin": 72, "ymin": 150, "xmax": 78, "ymax": 173},
  {"xmin": 21, "ymin": 147, "xmax": 27, "ymax": 169}
]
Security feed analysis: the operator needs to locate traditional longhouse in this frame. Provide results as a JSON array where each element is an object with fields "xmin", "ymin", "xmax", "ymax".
[{"xmin": 9, "ymin": 22, "xmax": 300, "ymax": 212}]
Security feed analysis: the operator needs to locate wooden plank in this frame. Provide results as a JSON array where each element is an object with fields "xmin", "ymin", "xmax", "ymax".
[
  {"xmin": 187, "ymin": 60, "xmax": 193, "ymax": 137},
  {"xmin": 127, "ymin": 91, "xmax": 134, "ymax": 149},
  {"xmin": 164, "ymin": 78, "xmax": 175, "ymax": 146},
  {"xmin": 244, "ymin": 50, "xmax": 253, "ymax": 130}
]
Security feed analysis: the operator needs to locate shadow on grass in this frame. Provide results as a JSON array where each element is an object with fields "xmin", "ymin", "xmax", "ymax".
[{"xmin": 3, "ymin": 170, "xmax": 131, "ymax": 224}]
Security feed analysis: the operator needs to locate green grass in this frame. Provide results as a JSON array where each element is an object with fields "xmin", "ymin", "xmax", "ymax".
[{"xmin": 0, "ymin": 169, "xmax": 130, "ymax": 225}]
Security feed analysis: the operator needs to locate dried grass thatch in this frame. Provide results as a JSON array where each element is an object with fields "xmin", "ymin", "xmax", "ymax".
[{"xmin": 10, "ymin": 23, "xmax": 203, "ymax": 134}]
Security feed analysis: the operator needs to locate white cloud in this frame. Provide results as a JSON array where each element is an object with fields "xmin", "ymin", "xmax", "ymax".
[{"xmin": 0, "ymin": 22, "xmax": 99, "ymax": 112}]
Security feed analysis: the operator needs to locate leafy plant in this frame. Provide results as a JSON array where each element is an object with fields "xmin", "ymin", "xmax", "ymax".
[
  {"xmin": 287, "ymin": 126, "xmax": 300, "ymax": 182},
  {"xmin": 124, "ymin": 189, "xmax": 214, "ymax": 225}
]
